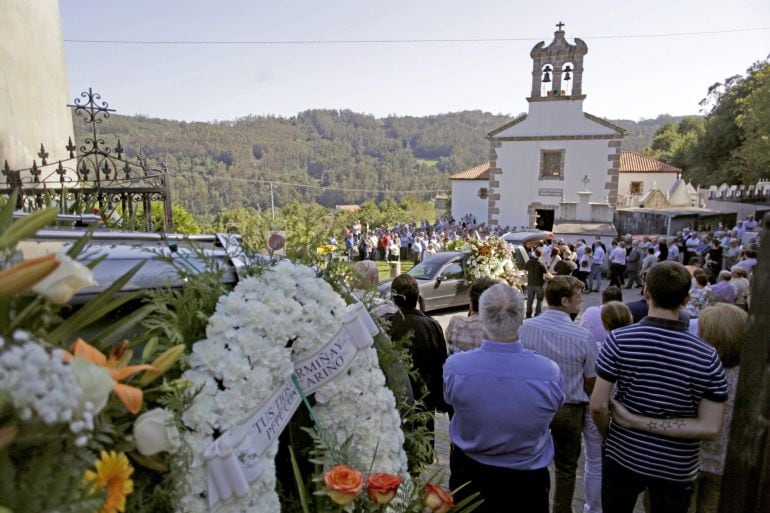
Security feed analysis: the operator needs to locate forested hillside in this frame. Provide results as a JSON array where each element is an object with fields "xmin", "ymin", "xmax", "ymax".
[{"xmin": 73, "ymin": 109, "xmax": 686, "ymax": 216}]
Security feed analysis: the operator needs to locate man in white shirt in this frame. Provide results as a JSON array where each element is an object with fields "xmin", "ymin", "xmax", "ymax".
[
  {"xmin": 685, "ymin": 231, "xmax": 701, "ymax": 263},
  {"xmin": 609, "ymin": 241, "xmax": 627, "ymax": 287}
]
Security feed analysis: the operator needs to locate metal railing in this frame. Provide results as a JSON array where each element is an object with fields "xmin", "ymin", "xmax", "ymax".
[{"xmin": 1, "ymin": 89, "xmax": 173, "ymax": 231}]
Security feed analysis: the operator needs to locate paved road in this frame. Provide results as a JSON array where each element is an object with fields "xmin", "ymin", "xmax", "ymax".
[{"xmin": 428, "ymin": 278, "xmax": 646, "ymax": 512}]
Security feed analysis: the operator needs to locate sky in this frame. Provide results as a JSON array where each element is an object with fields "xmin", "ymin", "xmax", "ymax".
[{"xmin": 59, "ymin": 0, "xmax": 770, "ymax": 123}]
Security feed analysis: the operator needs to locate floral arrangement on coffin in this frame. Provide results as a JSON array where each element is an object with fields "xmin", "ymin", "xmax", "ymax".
[
  {"xmin": 0, "ymin": 197, "xmax": 195, "ymax": 513},
  {"xmin": 463, "ymin": 237, "xmax": 523, "ymax": 287},
  {"xmin": 179, "ymin": 260, "xmax": 408, "ymax": 513}
]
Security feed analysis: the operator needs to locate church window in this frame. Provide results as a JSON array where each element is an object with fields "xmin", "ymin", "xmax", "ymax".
[
  {"xmin": 477, "ymin": 187, "xmax": 488, "ymax": 199},
  {"xmin": 630, "ymin": 181, "xmax": 644, "ymax": 195},
  {"xmin": 539, "ymin": 150, "xmax": 565, "ymax": 180}
]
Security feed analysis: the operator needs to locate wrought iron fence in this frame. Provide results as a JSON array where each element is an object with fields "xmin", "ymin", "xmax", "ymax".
[{"xmin": 1, "ymin": 88, "xmax": 173, "ymax": 231}]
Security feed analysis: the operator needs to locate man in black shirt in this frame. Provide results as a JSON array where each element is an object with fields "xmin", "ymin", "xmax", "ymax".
[
  {"xmin": 385, "ymin": 274, "xmax": 450, "ymax": 416},
  {"xmin": 524, "ymin": 247, "xmax": 552, "ymax": 318}
]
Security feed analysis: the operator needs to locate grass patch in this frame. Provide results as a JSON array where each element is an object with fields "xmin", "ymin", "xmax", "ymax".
[
  {"xmin": 377, "ymin": 260, "xmax": 414, "ymax": 281},
  {"xmin": 415, "ymin": 158, "xmax": 439, "ymax": 168}
]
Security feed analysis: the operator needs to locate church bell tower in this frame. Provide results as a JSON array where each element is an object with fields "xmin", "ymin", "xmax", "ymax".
[{"xmin": 528, "ymin": 22, "xmax": 588, "ymax": 101}]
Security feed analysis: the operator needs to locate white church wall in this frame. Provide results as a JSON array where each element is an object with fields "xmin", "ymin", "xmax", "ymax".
[
  {"xmin": 1, "ymin": 0, "xmax": 74, "ymax": 174},
  {"xmin": 493, "ymin": 138, "xmax": 615, "ymax": 228},
  {"xmin": 494, "ymin": 101, "xmax": 617, "ymax": 137},
  {"xmin": 451, "ymin": 180, "xmax": 488, "ymax": 225}
]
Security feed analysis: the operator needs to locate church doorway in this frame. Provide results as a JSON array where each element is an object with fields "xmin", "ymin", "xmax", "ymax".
[{"xmin": 535, "ymin": 209, "xmax": 554, "ymax": 231}]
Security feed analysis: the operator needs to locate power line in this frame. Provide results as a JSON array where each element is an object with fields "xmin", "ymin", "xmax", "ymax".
[
  {"xmin": 63, "ymin": 26, "xmax": 770, "ymax": 45},
  {"xmin": 201, "ymin": 175, "xmax": 447, "ymax": 195}
]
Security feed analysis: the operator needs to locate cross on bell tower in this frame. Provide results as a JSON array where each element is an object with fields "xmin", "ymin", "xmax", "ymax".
[{"xmin": 529, "ymin": 23, "xmax": 588, "ymax": 100}]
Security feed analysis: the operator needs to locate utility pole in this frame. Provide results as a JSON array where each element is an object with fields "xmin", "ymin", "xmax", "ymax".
[{"xmin": 270, "ymin": 181, "xmax": 275, "ymax": 220}]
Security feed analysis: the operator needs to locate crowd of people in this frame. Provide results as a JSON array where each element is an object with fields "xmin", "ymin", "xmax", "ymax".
[
  {"xmin": 342, "ymin": 218, "xmax": 518, "ymax": 263},
  {"xmin": 519, "ymin": 221, "xmax": 759, "ymax": 319},
  {"xmin": 365, "ymin": 214, "xmax": 761, "ymax": 513}
]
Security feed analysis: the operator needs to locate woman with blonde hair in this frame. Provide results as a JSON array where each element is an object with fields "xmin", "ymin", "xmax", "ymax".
[
  {"xmin": 582, "ymin": 300, "xmax": 633, "ymax": 513},
  {"xmin": 600, "ymin": 301, "xmax": 633, "ymax": 333},
  {"xmin": 610, "ymin": 303, "xmax": 747, "ymax": 513}
]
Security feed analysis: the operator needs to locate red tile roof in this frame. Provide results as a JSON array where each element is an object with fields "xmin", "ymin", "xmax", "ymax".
[
  {"xmin": 620, "ymin": 152, "xmax": 681, "ymax": 173},
  {"xmin": 450, "ymin": 162, "xmax": 490, "ymax": 180}
]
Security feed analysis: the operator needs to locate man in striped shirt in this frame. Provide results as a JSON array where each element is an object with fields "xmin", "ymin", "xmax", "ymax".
[
  {"xmin": 520, "ymin": 276, "xmax": 597, "ymax": 513},
  {"xmin": 590, "ymin": 261, "xmax": 728, "ymax": 513}
]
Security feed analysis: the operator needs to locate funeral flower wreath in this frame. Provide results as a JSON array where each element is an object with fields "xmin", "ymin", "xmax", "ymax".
[
  {"xmin": 464, "ymin": 236, "xmax": 523, "ymax": 286},
  {"xmin": 179, "ymin": 260, "xmax": 407, "ymax": 513}
]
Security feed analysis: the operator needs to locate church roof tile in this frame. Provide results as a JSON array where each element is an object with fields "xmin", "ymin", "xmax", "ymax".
[
  {"xmin": 620, "ymin": 152, "xmax": 681, "ymax": 173},
  {"xmin": 449, "ymin": 162, "xmax": 491, "ymax": 180}
]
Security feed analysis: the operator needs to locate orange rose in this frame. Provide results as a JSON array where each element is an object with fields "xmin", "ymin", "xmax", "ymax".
[
  {"xmin": 323, "ymin": 464, "xmax": 363, "ymax": 506},
  {"xmin": 423, "ymin": 483, "xmax": 454, "ymax": 513},
  {"xmin": 366, "ymin": 473, "xmax": 402, "ymax": 505}
]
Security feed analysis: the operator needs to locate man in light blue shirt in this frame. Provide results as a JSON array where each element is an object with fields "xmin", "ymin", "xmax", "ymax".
[
  {"xmin": 445, "ymin": 284, "xmax": 564, "ymax": 513},
  {"xmin": 589, "ymin": 238, "xmax": 606, "ymax": 292}
]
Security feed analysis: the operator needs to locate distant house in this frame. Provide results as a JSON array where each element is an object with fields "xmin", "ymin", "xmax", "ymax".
[
  {"xmin": 618, "ymin": 152, "xmax": 681, "ymax": 207},
  {"xmin": 448, "ymin": 162, "xmax": 490, "ymax": 224},
  {"xmin": 335, "ymin": 204, "xmax": 361, "ymax": 213}
]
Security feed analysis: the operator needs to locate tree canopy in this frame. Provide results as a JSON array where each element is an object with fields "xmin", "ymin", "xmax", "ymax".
[{"xmin": 646, "ymin": 58, "xmax": 770, "ymax": 186}]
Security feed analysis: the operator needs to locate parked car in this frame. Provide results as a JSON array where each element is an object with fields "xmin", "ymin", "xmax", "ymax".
[
  {"xmin": 378, "ymin": 245, "xmax": 529, "ymax": 312},
  {"xmin": 16, "ymin": 226, "xmax": 258, "ymax": 305},
  {"xmin": 501, "ymin": 230, "xmax": 553, "ymax": 249}
]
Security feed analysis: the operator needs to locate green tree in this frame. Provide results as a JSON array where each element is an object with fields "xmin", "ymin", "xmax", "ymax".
[
  {"xmin": 169, "ymin": 204, "xmax": 202, "ymax": 234},
  {"xmin": 734, "ymin": 61, "xmax": 770, "ymax": 183},
  {"xmin": 685, "ymin": 58, "xmax": 770, "ymax": 185},
  {"xmin": 644, "ymin": 117, "xmax": 704, "ymax": 171},
  {"xmin": 209, "ymin": 206, "xmax": 272, "ymax": 250}
]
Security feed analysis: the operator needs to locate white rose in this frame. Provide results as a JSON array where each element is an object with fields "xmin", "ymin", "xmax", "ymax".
[
  {"xmin": 70, "ymin": 357, "xmax": 114, "ymax": 414},
  {"xmin": 134, "ymin": 408, "xmax": 181, "ymax": 456},
  {"xmin": 31, "ymin": 253, "xmax": 96, "ymax": 304}
]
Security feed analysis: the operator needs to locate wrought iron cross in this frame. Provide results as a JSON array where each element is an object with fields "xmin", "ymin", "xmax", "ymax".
[
  {"xmin": 67, "ymin": 88, "xmax": 116, "ymax": 156},
  {"xmin": 556, "ymin": 21, "xmax": 565, "ymax": 31}
]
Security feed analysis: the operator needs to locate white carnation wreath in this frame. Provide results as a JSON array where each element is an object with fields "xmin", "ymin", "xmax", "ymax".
[{"xmin": 179, "ymin": 260, "xmax": 407, "ymax": 513}]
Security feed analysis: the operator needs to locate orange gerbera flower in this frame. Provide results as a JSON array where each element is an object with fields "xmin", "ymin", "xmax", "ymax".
[
  {"xmin": 61, "ymin": 338, "xmax": 156, "ymax": 414},
  {"xmin": 83, "ymin": 451, "xmax": 134, "ymax": 513}
]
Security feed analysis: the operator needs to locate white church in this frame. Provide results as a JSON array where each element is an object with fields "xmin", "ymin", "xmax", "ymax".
[{"xmin": 452, "ymin": 24, "xmax": 636, "ymax": 236}]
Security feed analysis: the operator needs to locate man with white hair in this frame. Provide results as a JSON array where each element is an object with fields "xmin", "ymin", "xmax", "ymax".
[
  {"xmin": 445, "ymin": 284, "xmax": 564, "ymax": 513},
  {"xmin": 667, "ymin": 237, "xmax": 681, "ymax": 262},
  {"xmin": 710, "ymin": 270, "xmax": 737, "ymax": 303},
  {"xmin": 731, "ymin": 266, "xmax": 750, "ymax": 310}
]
